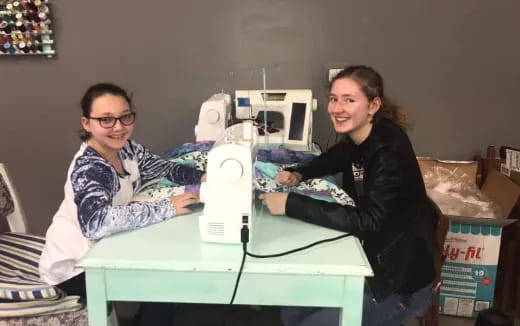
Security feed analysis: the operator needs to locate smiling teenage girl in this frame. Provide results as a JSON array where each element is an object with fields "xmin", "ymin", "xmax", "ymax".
[{"xmin": 261, "ymin": 65, "xmax": 438, "ymax": 326}]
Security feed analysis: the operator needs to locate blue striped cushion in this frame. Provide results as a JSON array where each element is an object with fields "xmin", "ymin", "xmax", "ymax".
[
  {"xmin": 0, "ymin": 293, "xmax": 84, "ymax": 318},
  {"xmin": 0, "ymin": 232, "xmax": 61, "ymax": 301}
]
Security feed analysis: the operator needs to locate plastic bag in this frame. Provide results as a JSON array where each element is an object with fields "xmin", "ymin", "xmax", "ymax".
[{"xmin": 422, "ymin": 166, "xmax": 502, "ymax": 218}]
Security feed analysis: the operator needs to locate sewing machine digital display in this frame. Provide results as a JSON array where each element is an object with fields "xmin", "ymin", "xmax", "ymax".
[{"xmin": 288, "ymin": 102, "xmax": 306, "ymax": 141}]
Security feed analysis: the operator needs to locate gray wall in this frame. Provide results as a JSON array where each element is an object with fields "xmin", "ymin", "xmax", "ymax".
[{"xmin": 1, "ymin": 0, "xmax": 518, "ymax": 235}]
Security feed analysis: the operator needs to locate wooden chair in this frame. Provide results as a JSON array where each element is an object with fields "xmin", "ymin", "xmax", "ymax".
[{"xmin": 416, "ymin": 201, "xmax": 450, "ymax": 326}]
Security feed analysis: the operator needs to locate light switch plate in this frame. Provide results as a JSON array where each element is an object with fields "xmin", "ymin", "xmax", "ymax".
[{"xmin": 328, "ymin": 68, "xmax": 343, "ymax": 82}]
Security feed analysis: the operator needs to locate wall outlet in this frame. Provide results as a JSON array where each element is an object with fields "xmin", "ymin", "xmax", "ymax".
[{"xmin": 328, "ymin": 68, "xmax": 343, "ymax": 82}]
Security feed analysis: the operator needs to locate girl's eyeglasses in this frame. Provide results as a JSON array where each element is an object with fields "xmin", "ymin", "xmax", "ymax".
[{"xmin": 88, "ymin": 112, "xmax": 136, "ymax": 129}]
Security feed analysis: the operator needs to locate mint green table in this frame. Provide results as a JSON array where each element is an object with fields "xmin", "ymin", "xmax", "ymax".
[{"xmin": 79, "ymin": 206, "xmax": 373, "ymax": 326}]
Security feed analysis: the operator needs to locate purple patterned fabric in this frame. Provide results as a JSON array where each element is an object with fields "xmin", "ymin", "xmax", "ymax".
[
  {"xmin": 185, "ymin": 184, "xmax": 200, "ymax": 193},
  {"xmin": 165, "ymin": 141, "xmax": 215, "ymax": 159},
  {"xmin": 257, "ymin": 148, "xmax": 314, "ymax": 164}
]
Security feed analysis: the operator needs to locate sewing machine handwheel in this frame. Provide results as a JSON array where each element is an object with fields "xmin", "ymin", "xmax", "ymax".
[
  {"xmin": 206, "ymin": 109, "xmax": 221, "ymax": 124},
  {"xmin": 219, "ymin": 159, "xmax": 243, "ymax": 181}
]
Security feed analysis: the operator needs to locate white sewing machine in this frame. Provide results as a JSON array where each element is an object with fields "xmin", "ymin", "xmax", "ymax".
[
  {"xmin": 199, "ymin": 121, "xmax": 258, "ymax": 244},
  {"xmin": 234, "ymin": 89, "xmax": 317, "ymax": 151},
  {"xmin": 194, "ymin": 93, "xmax": 232, "ymax": 142}
]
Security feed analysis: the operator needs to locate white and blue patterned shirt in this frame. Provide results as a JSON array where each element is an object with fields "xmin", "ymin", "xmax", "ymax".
[{"xmin": 39, "ymin": 140, "xmax": 203, "ymax": 285}]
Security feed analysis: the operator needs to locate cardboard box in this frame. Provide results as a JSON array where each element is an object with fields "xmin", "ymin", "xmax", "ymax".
[
  {"xmin": 418, "ymin": 158, "xmax": 520, "ymax": 317},
  {"xmin": 440, "ymin": 219, "xmax": 508, "ymax": 317},
  {"xmin": 500, "ymin": 163, "xmax": 520, "ymax": 186},
  {"xmin": 418, "ymin": 157, "xmax": 479, "ymax": 183},
  {"xmin": 499, "ymin": 147, "xmax": 520, "ymax": 186}
]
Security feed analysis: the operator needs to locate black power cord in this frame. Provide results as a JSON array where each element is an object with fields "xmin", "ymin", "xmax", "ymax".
[
  {"xmin": 229, "ymin": 242, "xmax": 247, "ymax": 305},
  {"xmin": 222, "ymin": 227, "xmax": 249, "ymax": 326},
  {"xmin": 245, "ymin": 233, "xmax": 351, "ymax": 259},
  {"xmin": 228, "ymin": 225, "xmax": 351, "ymax": 304},
  {"xmin": 228, "ymin": 225, "xmax": 250, "ymax": 305}
]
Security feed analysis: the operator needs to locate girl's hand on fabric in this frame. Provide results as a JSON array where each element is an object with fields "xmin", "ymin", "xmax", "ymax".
[
  {"xmin": 259, "ymin": 193, "xmax": 288, "ymax": 215},
  {"xmin": 201, "ymin": 174, "xmax": 207, "ymax": 182},
  {"xmin": 170, "ymin": 192, "xmax": 200, "ymax": 215},
  {"xmin": 276, "ymin": 171, "xmax": 302, "ymax": 186}
]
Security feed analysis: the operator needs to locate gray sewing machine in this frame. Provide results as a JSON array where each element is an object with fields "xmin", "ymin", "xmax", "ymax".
[{"xmin": 234, "ymin": 89, "xmax": 317, "ymax": 151}]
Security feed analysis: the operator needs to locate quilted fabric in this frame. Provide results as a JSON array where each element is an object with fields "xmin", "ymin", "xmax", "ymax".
[{"xmin": 133, "ymin": 143, "xmax": 355, "ymax": 207}]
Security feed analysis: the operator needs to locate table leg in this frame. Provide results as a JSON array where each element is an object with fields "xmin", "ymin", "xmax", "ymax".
[
  {"xmin": 339, "ymin": 277, "xmax": 364, "ymax": 326},
  {"xmin": 85, "ymin": 269, "xmax": 108, "ymax": 326}
]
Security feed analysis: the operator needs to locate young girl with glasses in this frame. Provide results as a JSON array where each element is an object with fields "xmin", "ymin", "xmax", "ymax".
[{"xmin": 39, "ymin": 83, "xmax": 203, "ymax": 324}]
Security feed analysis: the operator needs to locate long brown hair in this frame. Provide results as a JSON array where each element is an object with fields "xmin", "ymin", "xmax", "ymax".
[{"xmin": 329, "ymin": 65, "xmax": 412, "ymax": 130}]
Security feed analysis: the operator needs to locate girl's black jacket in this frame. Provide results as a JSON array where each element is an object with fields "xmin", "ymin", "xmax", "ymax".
[{"xmin": 285, "ymin": 117, "xmax": 438, "ymax": 302}]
